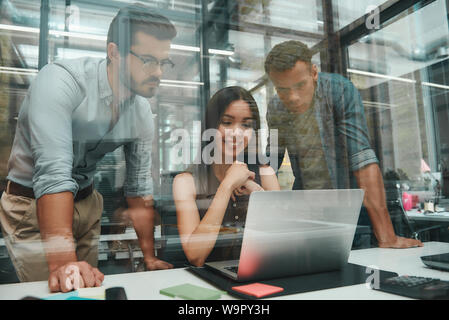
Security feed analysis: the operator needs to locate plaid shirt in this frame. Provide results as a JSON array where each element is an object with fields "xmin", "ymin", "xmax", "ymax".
[{"xmin": 267, "ymin": 72, "xmax": 379, "ymax": 190}]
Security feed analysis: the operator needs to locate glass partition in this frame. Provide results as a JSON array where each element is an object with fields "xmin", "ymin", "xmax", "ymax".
[
  {"xmin": 0, "ymin": 0, "xmax": 448, "ymax": 285},
  {"xmin": 332, "ymin": 0, "xmax": 389, "ymax": 30},
  {"xmin": 345, "ymin": 0, "xmax": 449, "ymax": 239},
  {"xmin": 0, "ymin": 0, "xmax": 41, "ymax": 284}
]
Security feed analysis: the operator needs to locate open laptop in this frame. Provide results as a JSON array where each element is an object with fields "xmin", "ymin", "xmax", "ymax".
[{"xmin": 205, "ymin": 189, "xmax": 365, "ymax": 282}]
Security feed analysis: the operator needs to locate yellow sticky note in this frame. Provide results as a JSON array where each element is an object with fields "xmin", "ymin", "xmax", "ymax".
[{"xmin": 77, "ymin": 287, "xmax": 106, "ymax": 300}]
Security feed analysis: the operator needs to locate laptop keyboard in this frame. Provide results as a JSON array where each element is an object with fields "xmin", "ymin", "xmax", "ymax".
[{"xmin": 224, "ymin": 266, "xmax": 238, "ymax": 274}]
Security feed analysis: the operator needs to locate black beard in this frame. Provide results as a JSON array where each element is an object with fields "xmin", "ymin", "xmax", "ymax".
[{"xmin": 119, "ymin": 64, "xmax": 159, "ymax": 98}]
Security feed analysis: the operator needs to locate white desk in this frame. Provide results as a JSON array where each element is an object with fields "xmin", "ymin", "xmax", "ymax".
[
  {"xmin": 406, "ymin": 209, "xmax": 449, "ymax": 223},
  {"xmin": 1, "ymin": 241, "xmax": 449, "ymax": 300}
]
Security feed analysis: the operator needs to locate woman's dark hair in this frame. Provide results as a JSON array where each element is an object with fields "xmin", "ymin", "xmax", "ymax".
[
  {"xmin": 204, "ymin": 86, "xmax": 261, "ymax": 164},
  {"xmin": 264, "ymin": 40, "xmax": 313, "ymax": 74},
  {"xmin": 206, "ymin": 86, "xmax": 260, "ymax": 131},
  {"xmin": 107, "ymin": 3, "xmax": 177, "ymax": 63}
]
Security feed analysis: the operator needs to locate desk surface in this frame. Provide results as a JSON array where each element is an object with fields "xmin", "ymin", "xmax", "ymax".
[
  {"xmin": 406, "ymin": 209, "xmax": 449, "ymax": 222},
  {"xmin": 1, "ymin": 241, "xmax": 449, "ymax": 300}
]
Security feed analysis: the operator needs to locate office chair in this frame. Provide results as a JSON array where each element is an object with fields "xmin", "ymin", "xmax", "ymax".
[
  {"xmin": 157, "ymin": 171, "xmax": 189, "ymax": 268},
  {"xmin": 384, "ymin": 170, "xmax": 445, "ymax": 241},
  {"xmin": 397, "ymin": 198, "xmax": 444, "ymax": 240},
  {"xmin": 387, "ymin": 186, "xmax": 444, "ymax": 241}
]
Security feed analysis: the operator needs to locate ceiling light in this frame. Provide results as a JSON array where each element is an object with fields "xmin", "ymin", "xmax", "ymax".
[
  {"xmin": 422, "ymin": 82, "xmax": 449, "ymax": 90},
  {"xmin": 208, "ymin": 49, "xmax": 234, "ymax": 56},
  {"xmin": 347, "ymin": 68, "xmax": 417, "ymax": 84},
  {"xmin": 0, "ymin": 24, "xmax": 234, "ymax": 56},
  {"xmin": 161, "ymin": 79, "xmax": 203, "ymax": 86}
]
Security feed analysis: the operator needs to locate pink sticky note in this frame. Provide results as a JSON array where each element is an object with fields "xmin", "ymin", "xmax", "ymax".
[{"xmin": 232, "ymin": 283, "xmax": 284, "ymax": 298}]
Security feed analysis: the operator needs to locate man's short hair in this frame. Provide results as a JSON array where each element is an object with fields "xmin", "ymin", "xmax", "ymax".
[
  {"xmin": 107, "ymin": 3, "xmax": 177, "ymax": 63},
  {"xmin": 264, "ymin": 40, "xmax": 313, "ymax": 74}
]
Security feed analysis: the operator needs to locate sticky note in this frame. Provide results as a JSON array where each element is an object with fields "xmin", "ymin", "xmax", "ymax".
[
  {"xmin": 66, "ymin": 296, "xmax": 97, "ymax": 300},
  {"xmin": 160, "ymin": 284, "xmax": 226, "ymax": 300},
  {"xmin": 43, "ymin": 287, "xmax": 105, "ymax": 300},
  {"xmin": 231, "ymin": 283, "xmax": 284, "ymax": 298},
  {"xmin": 44, "ymin": 291, "xmax": 80, "ymax": 300},
  {"xmin": 78, "ymin": 287, "xmax": 105, "ymax": 300}
]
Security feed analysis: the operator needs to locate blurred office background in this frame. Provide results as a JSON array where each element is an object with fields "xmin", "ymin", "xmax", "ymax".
[{"xmin": 0, "ymin": 0, "xmax": 448, "ymax": 282}]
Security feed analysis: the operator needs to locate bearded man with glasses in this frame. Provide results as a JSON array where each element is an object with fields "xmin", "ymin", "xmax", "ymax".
[{"xmin": 0, "ymin": 3, "xmax": 176, "ymax": 292}]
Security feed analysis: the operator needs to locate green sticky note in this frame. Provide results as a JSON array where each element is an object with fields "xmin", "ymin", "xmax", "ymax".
[{"xmin": 160, "ymin": 284, "xmax": 226, "ymax": 300}]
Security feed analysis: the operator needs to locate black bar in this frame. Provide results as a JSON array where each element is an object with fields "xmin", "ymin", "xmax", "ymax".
[
  {"xmin": 64, "ymin": 0, "xmax": 71, "ymax": 49},
  {"xmin": 321, "ymin": 0, "xmax": 337, "ymax": 73},
  {"xmin": 198, "ymin": 0, "xmax": 210, "ymax": 131},
  {"xmin": 217, "ymin": 0, "xmax": 231, "ymax": 89},
  {"xmin": 203, "ymin": 0, "xmax": 228, "ymax": 28},
  {"xmin": 38, "ymin": 0, "xmax": 49, "ymax": 70}
]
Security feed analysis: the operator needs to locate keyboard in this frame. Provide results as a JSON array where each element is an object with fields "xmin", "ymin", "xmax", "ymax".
[
  {"xmin": 374, "ymin": 275, "xmax": 449, "ymax": 299},
  {"xmin": 224, "ymin": 266, "xmax": 239, "ymax": 274}
]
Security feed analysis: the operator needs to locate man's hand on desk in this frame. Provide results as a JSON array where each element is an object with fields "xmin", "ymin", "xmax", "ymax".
[
  {"xmin": 378, "ymin": 236, "xmax": 423, "ymax": 249},
  {"xmin": 144, "ymin": 257, "xmax": 173, "ymax": 271},
  {"xmin": 48, "ymin": 261, "xmax": 104, "ymax": 293}
]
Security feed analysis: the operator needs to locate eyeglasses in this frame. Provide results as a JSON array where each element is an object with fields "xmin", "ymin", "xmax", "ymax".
[{"xmin": 129, "ymin": 50, "xmax": 175, "ymax": 73}]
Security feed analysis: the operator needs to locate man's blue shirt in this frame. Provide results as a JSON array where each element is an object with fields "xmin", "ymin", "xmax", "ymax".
[{"xmin": 7, "ymin": 57, "xmax": 154, "ymax": 199}]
